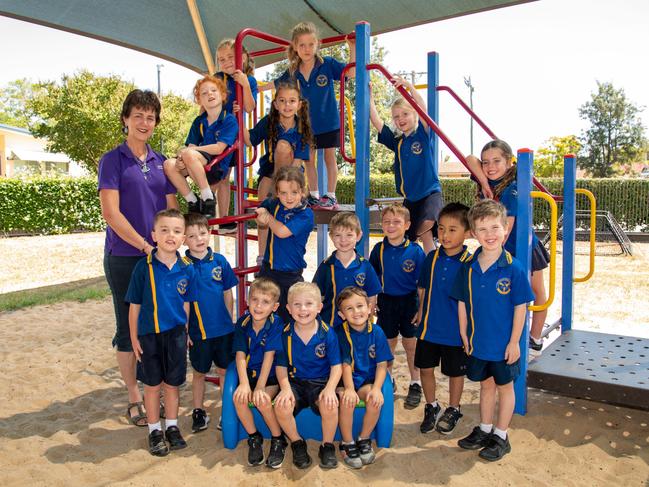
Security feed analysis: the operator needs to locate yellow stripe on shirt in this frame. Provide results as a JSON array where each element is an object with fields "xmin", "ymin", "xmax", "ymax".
[
  {"xmin": 397, "ymin": 138, "xmax": 405, "ymax": 198},
  {"xmin": 419, "ymin": 248, "xmax": 440, "ymax": 340},
  {"xmin": 193, "ymin": 302, "xmax": 207, "ymax": 340},
  {"xmin": 268, "ymin": 204, "xmax": 281, "ymax": 269},
  {"xmin": 379, "ymin": 242, "xmax": 385, "ymax": 289},
  {"xmin": 146, "ymin": 256, "xmax": 160, "ymax": 333},
  {"xmin": 329, "ymin": 264, "xmax": 337, "ymax": 327},
  {"xmin": 342, "ymin": 321, "xmax": 355, "ymax": 372}
]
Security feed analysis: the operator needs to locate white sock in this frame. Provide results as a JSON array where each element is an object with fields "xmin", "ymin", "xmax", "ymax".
[
  {"xmin": 493, "ymin": 427, "xmax": 507, "ymax": 440},
  {"xmin": 165, "ymin": 418, "xmax": 178, "ymax": 428},
  {"xmin": 148, "ymin": 421, "xmax": 162, "ymax": 434},
  {"xmin": 410, "ymin": 380, "xmax": 421, "ymax": 386},
  {"xmin": 310, "ymin": 190, "xmax": 320, "ymax": 199},
  {"xmin": 479, "ymin": 423, "xmax": 493, "ymax": 434},
  {"xmin": 427, "ymin": 400, "xmax": 439, "ymax": 408},
  {"xmin": 200, "ymin": 188, "xmax": 214, "ymax": 200},
  {"xmin": 184, "ymin": 192, "xmax": 198, "ymax": 203},
  {"xmin": 531, "ymin": 336, "xmax": 543, "ymax": 345},
  {"xmin": 326, "ymin": 191, "xmax": 336, "ymax": 199}
]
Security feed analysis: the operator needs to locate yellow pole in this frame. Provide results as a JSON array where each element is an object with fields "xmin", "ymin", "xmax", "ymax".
[
  {"xmin": 529, "ymin": 191, "xmax": 557, "ymax": 311},
  {"xmin": 186, "ymin": 0, "xmax": 215, "ymax": 74},
  {"xmin": 574, "ymin": 189, "xmax": 597, "ymax": 283}
]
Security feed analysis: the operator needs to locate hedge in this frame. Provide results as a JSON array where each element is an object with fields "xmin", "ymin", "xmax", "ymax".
[{"xmin": 1, "ymin": 176, "xmax": 648, "ymax": 235}]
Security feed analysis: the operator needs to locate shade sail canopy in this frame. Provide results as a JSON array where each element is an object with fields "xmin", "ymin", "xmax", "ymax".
[{"xmin": 1, "ymin": 0, "xmax": 533, "ymax": 73}]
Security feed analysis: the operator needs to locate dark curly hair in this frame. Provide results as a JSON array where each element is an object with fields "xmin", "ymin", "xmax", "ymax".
[{"xmin": 120, "ymin": 89, "xmax": 161, "ymax": 128}]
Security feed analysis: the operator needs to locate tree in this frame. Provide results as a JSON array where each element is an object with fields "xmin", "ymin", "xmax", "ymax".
[
  {"xmin": 26, "ymin": 71, "xmax": 195, "ymax": 174},
  {"xmin": 0, "ymin": 79, "xmax": 38, "ymax": 128},
  {"xmin": 578, "ymin": 81, "xmax": 646, "ymax": 177},
  {"xmin": 535, "ymin": 135, "xmax": 581, "ymax": 177}
]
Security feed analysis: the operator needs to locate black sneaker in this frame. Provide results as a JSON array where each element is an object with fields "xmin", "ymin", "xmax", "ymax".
[
  {"xmin": 420, "ymin": 402, "xmax": 442, "ymax": 433},
  {"xmin": 436, "ymin": 406, "xmax": 463, "ymax": 435},
  {"xmin": 201, "ymin": 197, "xmax": 216, "ymax": 218},
  {"xmin": 191, "ymin": 408, "xmax": 209, "ymax": 433},
  {"xmin": 529, "ymin": 336, "xmax": 543, "ymax": 352},
  {"xmin": 392, "ymin": 377, "xmax": 396, "ymax": 394},
  {"xmin": 458, "ymin": 426, "xmax": 492, "ymax": 450},
  {"xmin": 266, "ymin": 435, "xmax": 288, "ymax": 469},
  {"xmin": 404, "ymin": 383, "xmax": 422, "ymax": 409},
  {"xmin": 164, "ymin": 425, "xmax": 187, "ymax": 451},
  {"xmin": 318, "ymin": 442, "xmax": 338, "ymax": 469},
  {"xmin": 187, "ymin": 198, "xmax": 201, "ymax": 214},
  {"xmin": 291, "ymin": 439, "xmax": 312, "ymax": 469},
  {"xmin": 247, "ymin": 432, "xmax": 264, "ymax": 466},
  {"xmin": 356, "ymin": 437, "xmax": 376, "ymax": 465},
  {"xmin": 216, "ymin": 416, "xmax": 222, "ymax": 431},
  {"xmin": 148, "ymin": 429, "xmax": 169, "ymax": 457},
  {"xmin": 314, "ymin": 194, "xmax": 339, "ymax": 210},
  {"xmin": 306, "ymin": 194, "xmax": 319, "ymax": 207},
  {"xmin": 218, "ymin": 222, "xmax": 237, "ymax": 235},
  {"xmin": 479, "ymin": 434, "xmax": 511, "ymax": 461},
  {"xmin": 339, "ymin": 442, "xmax": 362, "ymax": 469}
]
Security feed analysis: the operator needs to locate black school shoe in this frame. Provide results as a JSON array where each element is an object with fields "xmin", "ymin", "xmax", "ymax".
[
  {"xmin": 191, "ymin": 408, "xmax": 209, "ymax": 433},
  {"xmin": 404, "ymin": 383, "xmax": 422, "ymax": 409},
  {"xmin": 318, "ymin": 442, "xmax": 338, "ymax": 469},
  {"xmin": 165, "ymin": 425, "xmax": 187, "ymax": 450},
  {"xmin": 436, "ymin": 406, "xmax": 463, "ymax": 435},
  {"xmin": 187, "ymin": 198, "xmax": 201, "ymax": 214},
  {"xmin": 148, "ymin": 429, "xmax": 169, "ymax": 457},
  {"xmin": 458, "ymin": 426, "xmax": 492, "ymax": 450},
  {"xmin": 201, "ymin": 197, "xmax": 216, "ymax": 218},
  {"xmin": 247, "ymin": 432, "xmax": 264, "ymax": 466},
  {"xmin": 266, "ymin": 435, "xmax": 288, "ymax": 469},
  {"xmin": 420, "ymin": 403, "xmax": 442, "ymax": 433},
  {"xmin": 339, "ymin": 442, "xmax": 362, "ymax": 469},
  {"xmin": 356, "ymin": 438, "xmax": 376, "ymax": 465},
  {"xmin": 291, "ymin": 439, "xmax": 312, "ymax": 469},
  {"xmin": 479, "ymin": 434, "xmax": 511, "ymax": 461}
]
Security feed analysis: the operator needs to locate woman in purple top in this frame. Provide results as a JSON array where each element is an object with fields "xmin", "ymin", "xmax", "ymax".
[{"xmin": 98, "ymin": 89, "xmax": 178, "ymax": 426}]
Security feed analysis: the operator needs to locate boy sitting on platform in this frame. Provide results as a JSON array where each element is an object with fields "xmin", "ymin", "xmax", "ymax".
[
  {"xmin": 336, "ymin": 287, "xmax": 392, "ymax": 469},
  {"xmin": 274, "ymin": 282, "xmax": 342, "ymax": 470}
]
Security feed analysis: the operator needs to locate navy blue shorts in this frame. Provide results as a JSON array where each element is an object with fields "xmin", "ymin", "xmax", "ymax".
[
  {"xmin": 137, "ymin": 326, "xmax": 187, "ymax": 387},
  {"xmin": 247, "ymin": 369, "xmax": 279, "ymax": 389},
  {"xmin": 313, "ymin": 129, "xmax": 340, "ymax": 149},
  {"xmin": 415, "ymin": 340, "xmax": 467, "ymax": 377},
  {"xmin": 404, "ymin": 191, "xmax": 444, "ymax": 242},
  {"xmin": 532, "ymin": 240, "xmax": 550, "ymax": 272},
  {"xmin": 377, "ymin": 291, "xmax": 418, "ymax": 339},
  {"xmin": 466, "ymin": 356, "xmax": 520, "ymax": 386},
  {"xmin": 189, "ymin": 333, "xmax": 234, "ymax": 374},
  {"xmin": 258, "ymin": 264, "xmax": 303, "ymax": 324},
  {"xmin": 290, "ymin": 377, "xmax": 329, "ymax": 416}
]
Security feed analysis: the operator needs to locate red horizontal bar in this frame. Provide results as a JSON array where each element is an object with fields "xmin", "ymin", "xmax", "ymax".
[
  {"xmin": 250, "ymin": 32, "xmax": 355, "ymax": 58},
  {"xmin": 230, "ymin": 185, "xmax": 258, "ymax": 195},
  {"xmin": 204, "ymin": 142, "xmax": 238, "ymax": 172},
  {"xmin": 208, "ymin": 213, "xmax": 257, "ymax": 226},
  {"xmin": 234, "ymin": 265, "xmax": 261, "ymax": 276}
]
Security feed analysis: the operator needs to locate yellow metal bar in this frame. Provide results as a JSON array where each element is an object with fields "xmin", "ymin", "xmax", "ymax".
[
  {"xmin": 186, "ymin": 0, "xmax": 215, "ymax": 74},
  {"xmin": 529, "ymin": 191, "xmax": 557, "ymax": 312},
  {"xmin": 344, "ymin": 95, "xmax": 356, "ymax": 158},
  {"xmin": 414, "ymin": 83, "xmax": 428, "ymax": 90},
  {"xmin": 574, "ymin": 189, "xmax": 596, "ymax": 283}
]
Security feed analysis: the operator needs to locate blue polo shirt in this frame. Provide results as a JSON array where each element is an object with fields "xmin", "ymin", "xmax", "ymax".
[
  {"xmin": 369, "ymin": 238, "xmax": 425, "ymax": 296},
  {"xmin": 275, "ymin": 56, "xmax": 346, "ymax": 135},
  {"xmin": 418, "ymin": 246, "xmax": 472, "ymax": 346},
  {"xmin": 125, "ymin": 251, "xmax": 197, "ymax": 336},
  {"xmin": 336, "ymin": 321, "xmax": 393, "ymax": 389},
  {"xmin": 249, "ymin": 115, "xmax": 311, "ymax": 178},
  {"xmin": 276, "ymin": 319, "xmax": 341, "ymax": 380},
  {"xmin": 260, "ymin": 198, "xmax": 313, "ymax": 271},
  {"xmin": 313, "ymin": 252, "xmax": 382, "ymax": 328},
  {"xmin": 377, "ymin": 122, "xmax": 441, "ymax": 202},
  {"xmin": 185, "ymin": 248, "xmax": 238, "ymax": 341},
  {"xmin": 185, "ymin": 110, "xmax": 239, "ymax": 173},
  {"xmin": 232, "ymin": 312, "xmax": 283, "ymax": 379},
  {"xmin": 214, "ymin": 71, "xmax": 259, "ymax": 115},
  {"xmin": 450, "ymin": 247, "xmax": 534, "ymax": 361}
]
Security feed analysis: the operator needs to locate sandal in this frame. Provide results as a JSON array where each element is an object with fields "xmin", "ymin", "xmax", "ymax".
[{"xmin": 126, "ymin": 401, "xmax": 147, "ymax": 427}]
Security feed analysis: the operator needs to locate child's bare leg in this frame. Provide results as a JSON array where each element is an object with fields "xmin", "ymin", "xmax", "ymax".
[
  {"xmin": 530, "ymin": 269, "xmax": 548, "ymax": 340},
  {"xmin": 273, "ymin": 140, "xmax": 295, "ymax": 171},
  {"xmin": 418, "ymin": 220, "xmax": 436, "ymax": 254},
  {"xmin": 402, "ymin": 336, "xmax": 420, "ymax": 382},
  {"xmin": 420, "ymin": 367, "xmax": 436, "ymax": 403},
  {"xmin": 357, "ymin": 385, "xmax": 380, "ymax": 439},
  {"xmin": 479, "ymin": 378, "xmax": 497, "ymax": 426},
  {"xmin": 257, "ymin": 386, "xmax": 282, "ymax": 436},
  {"xmin": 117, "ymin": 351, "xmax": 141, "ymax": 404},
  {"xmin": 324, "ymin": 147, "xmax": 338, "ymax": 195},
  {"xmin": 306, "ymin": 148, "xmax": 319, "ymax": 197},
  {"xmin": 162, "ymin": 383, "xmax": 179, "ymax": 420},
  {"xmin": 338, "ymin": 390, "xmax": 355, "ymax": 443},
  {"xmin": 183, "ymin": 150, "xmax": 210, "ymax": 193},
  {"xmin": 319, "ymin": 401, "xmax": 339, "ymax": 444},
  {"xmin": 256, "ymin": 176, "xmax": 273, "ymax": 259},
  {"xmin": 235, "ymin": 391, "xmax": 256, "ymax": 434},
  {"xmin": 192, "ymin": 371, "xmax": 206, "ymax": 409},
  {"xmin": 386, "ymin": 337, "xmax": 398, "ymax": 375},
  {"xmin": 495, "ymin": 382, "xmax": 515, "ymax": 431},
  {"xmin": 163, "ymin": 158, "xmax": 192, "ymax": 197},
  {"xmin": 449, "ymin": 376, "xmax": 464, "ymax": 408},
  {"xmin": 144, "ymin": 384, "xmax": 162, "ymax": 423},
  {"xmin": 214, "ymin": 168, "xmax": 232, "ymax": 217},
  {"xmin": 275, "ymin": 401, "xmax": 300, "ymax": 442}
]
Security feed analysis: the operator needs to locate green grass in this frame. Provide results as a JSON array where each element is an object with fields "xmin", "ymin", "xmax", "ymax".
[{"xmin": 0, "ymin": 277, "xmax": 111, "ymax": 312}]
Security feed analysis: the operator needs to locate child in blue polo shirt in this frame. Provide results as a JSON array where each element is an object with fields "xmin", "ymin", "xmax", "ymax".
[
  {"xmin": 414, "ymin": 203, "xmax": 472, "ymax": 436},
  {"xmin": 450, "ymin": 200, "xmax": 534, "ymax": 461},
  {"xmin": 244, "ymin": 80, "xmax": 313, "ymax": 267},
  {"xmin": 370, "ymin": 77, "xmax": 443, "ymax": 253},
  {"xmin": 232, "ymin": 278, "xmax": 286, "ymax": 468},
  {"xmin": 182, "ymin": 213, "xmax": 238, "ymax": 433},
  {"xmin": 275, "ymin": 282, "xmax": 342, "ymax": 470},
  {"xmin": 313, "ymin": 212, "xmax": 381, "ymax": 328},
  {"xmin": 164, "ymin": 75, "xmax": 238, "ymax": 218},
  {"xmin": 335, "ymin": 287, "xmax": 393, "ymax": 469},
  {"xmin": 126, "ymin": 208, "xmax": 196, "ymax": 457},
  {"xmin": 369, "ymin": 203, "xmax": 425, "ymax": 408},
  {"xmin": 255, "ymin": 166, "xmax": 314, "ymax": 323},
  {"xmin": 275, "ymin": 21, "xmax": 355, "ymax": 210}
]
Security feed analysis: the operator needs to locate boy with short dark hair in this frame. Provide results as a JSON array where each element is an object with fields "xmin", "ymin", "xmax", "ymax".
[
  {"xmin": 183, "ymin": 212, "xmax": 238, "ymax": 433},
  {"xmin": 414, "ymin": 203, "xmax": 472, "ymax": 436},
  {"xmin": 369, "ymin": 203, "xmax": 425, "ymax": 408},
  {"xmin": 451, "ymin": 200, "xmax": 534, "ymax": 461},
  {"xmin": 313, "ymin": 212, "xmax": 381, "ymax": 328},
  {"xmin": 274, "ymin": 282, "xmax": 342, "ymax": 470},
  {"xmin": 126, "ymin": 208, "xmax": 196, "ymax": 456}
]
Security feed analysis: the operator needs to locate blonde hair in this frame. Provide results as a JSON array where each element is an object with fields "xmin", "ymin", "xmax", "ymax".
[
  {"xmin": 215, "ymin": 38, "xmax": 254, "ymax": 76},
  {"xmin": 468, "ymin": 200, "xmax": 508, "ymax": 231},
  {"xmin": 287, "ymin": 281, "xmax": 322, "ymax": 304},
  {"xmin": 193, "ymin": 75, "xmax": 227, "ymax": 107},
  {"xmin": 391, "ymin": 97, "xmax": 418, "ymax": 130},
  {"xmin": 381, "ymin": 202, "xmax": 410, "ymax": 222},
  {"xmin": 287, "ymin": 21, "xmax": 323, "ymax": 76},
  {"xmin": 249, "ymin": 277, "xmax": 281, "ymax": 303},
  {"xmin": 329, "ymin": 212, "xmax": 361, "ymax": 236}
]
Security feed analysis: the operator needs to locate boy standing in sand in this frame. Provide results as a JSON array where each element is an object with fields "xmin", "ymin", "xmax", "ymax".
[
  {"xmin": 126, "ymin": 209, "xmax": 196, "ymax": 456},
  {"xmin": 451, "ymin": 200, "xmax": 534, "ymax": 461}
]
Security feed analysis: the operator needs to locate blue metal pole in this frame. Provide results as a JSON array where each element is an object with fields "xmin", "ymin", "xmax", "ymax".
[
  {"xmin": 316, "ymin": 149, "xmax": 328, "ymax": 263},
  {"xmin": 561, "ymin": 155, "xmax": 577, "ymax": 332},
  {"xmin": 354, "ymin": 21, "xmax": 371, "ymax": 256},
  {"xmin": 427, "ymin": 52, "xmax": 439, "ymax": 170},
  {"xmin": 513, "ymin": 148, "xmax": 534, "ymax": 415}
]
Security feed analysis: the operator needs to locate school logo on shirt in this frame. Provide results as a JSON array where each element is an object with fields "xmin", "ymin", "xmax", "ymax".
[
  {"xmin": 496, "ymin": 278, "xmax": 511, "ymax": 295},
  {"xmin": 368, "ymin": 344, "xmax": 376, "ymax": 359},
  {"xmin": 402, "ymin": 259, "xmax": 416, "ymax": 273},
  {"xmin": 355, "ymin": 272, "xmax": 366, "ymax": 286},
  {"xmin": 177, "ymin": 278, "xmax": 189, "ymax": 295},
  {"xmin": 411, "ymin": 141, "xmax": 423, "ymax": 155},
  {"xmin": 316, "ymin": 74, "xmax": 328, "ymax": 87},
  {"xmin": 315, "ymin": 342, "xmax": 327, "ymax": 358},
  {"xmin": 212, "ymin": 266, "xmax": 223, "ymax": 281}
]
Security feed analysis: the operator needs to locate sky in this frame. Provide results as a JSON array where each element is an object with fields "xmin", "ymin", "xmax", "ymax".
[{"xmin": 1, "ymin": 0, "xmax": 648, "ymax": 159}]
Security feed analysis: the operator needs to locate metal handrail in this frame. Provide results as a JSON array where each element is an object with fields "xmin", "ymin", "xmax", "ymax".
[
  {"xmin": 529, "ymin": 191, "xmax": 558, "ymax": 312},
  {"xmin": 339, "ymin": 62, "xmax": 357, "ymax": 163},
  {"xmin": 574, "ymin": 188, "xmax": 596, "ymax": 283},
  {"xmin": 250, "ymin": 32, "xmax": 355, "ymax": 58}
]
